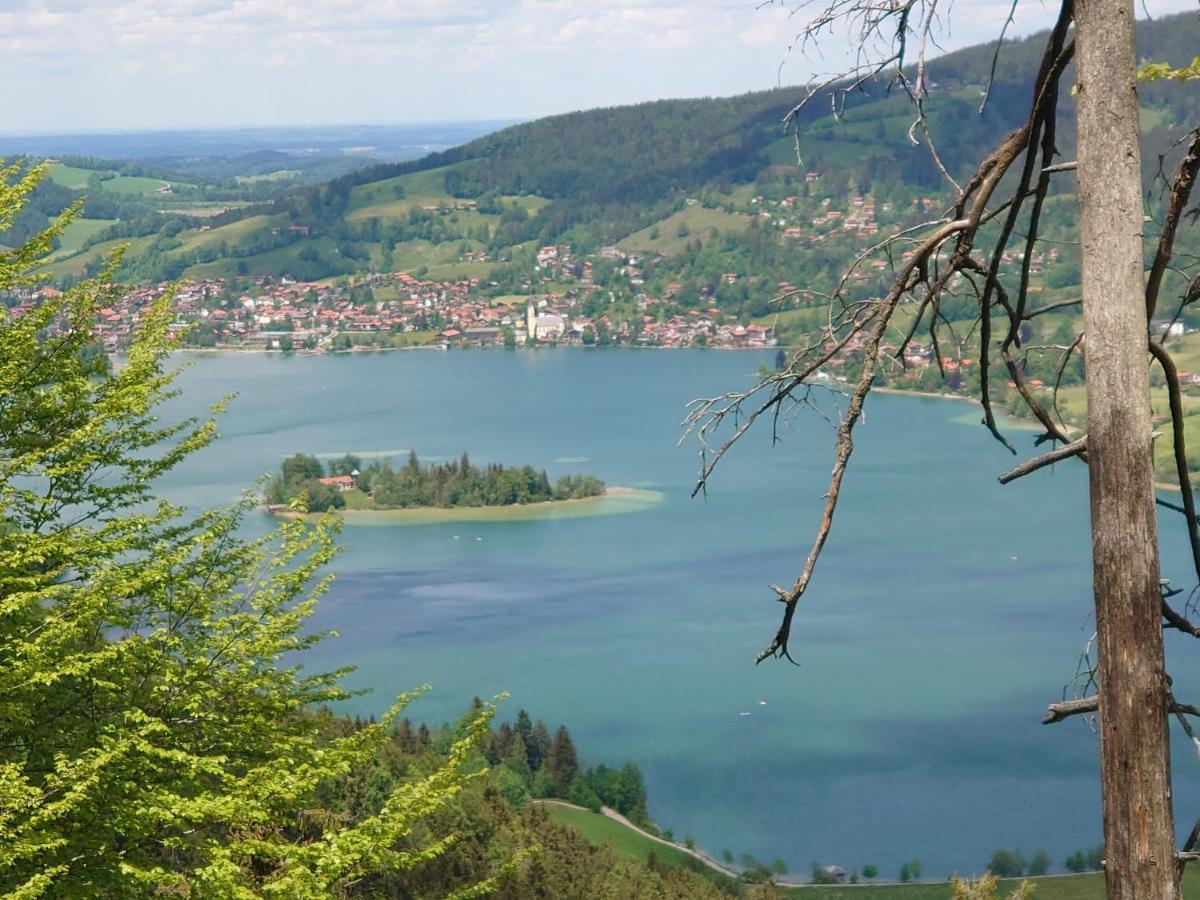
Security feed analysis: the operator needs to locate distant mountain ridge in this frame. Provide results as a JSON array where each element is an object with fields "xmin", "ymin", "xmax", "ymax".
[{"xmin": 0, "ymin": 122, "xmax": 517, "ymax": 165}]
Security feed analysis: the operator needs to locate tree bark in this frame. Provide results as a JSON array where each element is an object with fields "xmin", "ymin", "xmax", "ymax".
[{"xmin": 1075, "ymin": 1, "xmax": 1180, "ymax": 896}]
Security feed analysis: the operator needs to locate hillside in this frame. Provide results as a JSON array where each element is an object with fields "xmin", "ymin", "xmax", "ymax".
[
  {"xmin": 35, "ymin": 12, "xmax": 1200, "ymax": 293},
  {"xmin": 19, "ymin": 11, "xmax": 1200, "ymax": 487}
]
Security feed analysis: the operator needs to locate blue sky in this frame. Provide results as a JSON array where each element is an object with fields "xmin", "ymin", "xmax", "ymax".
[{"xmin": 2, "ymin": 0, "xmax": 1195, "ymax": 133}]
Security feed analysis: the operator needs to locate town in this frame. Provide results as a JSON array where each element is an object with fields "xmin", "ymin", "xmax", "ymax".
[{"xmin": 12, "ymin": 250, "xmax": 782, "ymax": 354}]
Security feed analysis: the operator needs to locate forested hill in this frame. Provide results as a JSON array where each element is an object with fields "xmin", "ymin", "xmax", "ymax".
[
  {"xmin": 269, "ymin": 9, "xmax": 1200, "ymax": 237},
  {"xmin": 35, "ymin": 10, "xmax": 1200, "ymax": 286}
]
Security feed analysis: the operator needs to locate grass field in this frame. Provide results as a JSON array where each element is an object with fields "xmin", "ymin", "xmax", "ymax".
[
  {"xmin": 789, "ymin": 870, "xmax": 1200, "ymax": 897},
  {"xmin": 48, "ymin": 163, "xmax": 175, "ymax": 196},
  {"xmin": 47, "ymin": 163, "xmax": 102, "ymax": 190},
  {"xmin": 97, "ymin": 174, "xmax": 174, "ymax": 195},
  {"xmin": 503, "ymin": 194, "xmax": 550, "ymax": 213},
  {"xmin": 540, "ymin": 803, "xmax": 695, "ymax": 869},
  {"xmin": 183, "ymin": 236, "xmax": 346, "ymax": 280},
  {"xmin": 348, "ymin": 166, "xmax": 459, "ymax": 212},
  {"xmin": 42, "ymin": 234, "xmax": 157, "ymax": 279},
  {"xmin": 619, "ymin": 205, "xmax": 750, "ymax": 255},
  {"xmin": 172, "ymin": 214, "xmax": 283, "ymax": 255},
  {"xmin": 424, "ymin": 261, "xmax": 494, "ymax": 281},
  {"xmin": 786, "ymin": 876, "xmax": 1106, "ymax": 898},
  {"xmin": 52, "ymin": 217, "xmax": 116, "ymax": 256},
  {"xmin": 544, "ymin": 801, "xmax": 1200, "ymax": 897}
]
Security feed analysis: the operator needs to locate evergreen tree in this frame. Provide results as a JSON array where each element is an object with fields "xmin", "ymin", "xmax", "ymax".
[
  {"xmin": 514, "ymin": 709, "xmax": 533, "ymax": 744},
  {"xmin": 527, "ymin": 720, "xmax": 552, "ymax": 772},
  {"xmin": 504, "ymin": 731, "xmax": 532, "ymax": 784},
  {"xmin": 545, "ymin": 725, "xmax": 579, "ymax": 797}
]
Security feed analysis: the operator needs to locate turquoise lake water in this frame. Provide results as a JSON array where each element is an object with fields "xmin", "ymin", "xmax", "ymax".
[{"xmin": 156, "ymin": 348, "xmax": 1200, "ymax": 879}]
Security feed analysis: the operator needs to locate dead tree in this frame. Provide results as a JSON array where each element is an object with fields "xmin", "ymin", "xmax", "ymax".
[
  {"xmin": 685, "ymin": 2, "xmax": 1200, "ymax": 896},
  {"xmin": 1075, "ymin": 1, "xmax": 1179, "ymax": 895}
]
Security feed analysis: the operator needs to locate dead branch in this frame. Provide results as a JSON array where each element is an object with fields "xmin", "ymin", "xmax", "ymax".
[
  {"xmin": 1163, "ymin": 598, "xmax": 1200, "ymax": 638},
  {"xmin": 1146, "ymin": 126, "xmax": 1200, "ymax": 321},
  {"xmin": 998, "ymin": 437, "xmax": 1087, "ymax": 485},
  {"xmin": 691, "ymin": 0, "xmax": 1084, "ymax": 665},
  {"xmin": 1149, "ymin": 341, "xmax": 1200, "ymax": 584},
  {"xmin": 1025, "ymin": 297, "xmax": 1082, "ymax": 319},
  {"xmin": 1043, "ymin": 695, "xmax": 1200, "ymax": 724}
]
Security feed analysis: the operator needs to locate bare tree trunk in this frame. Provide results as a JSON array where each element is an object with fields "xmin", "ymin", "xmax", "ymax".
[{"xmin": 1075, "ymin": 1, "xmax": 1179, "ymax": 896}]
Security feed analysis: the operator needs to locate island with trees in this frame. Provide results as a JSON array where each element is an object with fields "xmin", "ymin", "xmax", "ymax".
[{"xmin": 266, "ymin": 451, "xmax": 607, "ymax": 514}]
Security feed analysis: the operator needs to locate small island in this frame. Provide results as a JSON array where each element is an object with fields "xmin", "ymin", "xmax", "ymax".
[{"xmin": 266, "ymin": 451, "xmax": 606, "ymax": 514}]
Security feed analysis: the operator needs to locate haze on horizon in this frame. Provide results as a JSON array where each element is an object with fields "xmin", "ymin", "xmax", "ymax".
[{"xmin": 4, "ymin": 0, "xmax": 1195, "ymax": 136}]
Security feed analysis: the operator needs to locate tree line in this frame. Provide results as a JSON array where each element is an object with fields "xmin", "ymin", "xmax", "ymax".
[{"xmin": 267, "ymin": 450, "xmax": 605, "ymax": 512}]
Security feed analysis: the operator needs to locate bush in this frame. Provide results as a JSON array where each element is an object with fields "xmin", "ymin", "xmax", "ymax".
[
  {"xmin": 566, "ymin": 775, "xmax": 602, "ymax": 811},
  {"xmin": 1028, "ymin": 851, "xmax": 1051, "ymax": 876},
  {"xmin": 1065, "ymin": 844, "xmax": 1104, "ymax": 872},
  {"xmin": 987, "ymin": 849, "xmax": 1026, "ymax": 878},
  {"xmin": 950, "ymin": 874, "xmax": 1035, "ymax": 899}
]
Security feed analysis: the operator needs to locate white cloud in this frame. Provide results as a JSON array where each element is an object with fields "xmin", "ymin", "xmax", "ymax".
[{"xmin": 0, "ymin": 0, "xmax": 1194, "ymax": 131}]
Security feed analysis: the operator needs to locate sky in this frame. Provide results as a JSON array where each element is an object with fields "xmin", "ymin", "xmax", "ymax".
[{"xmin": 2, "ymin": 0, "xmax": 1196, "ymax": 133}]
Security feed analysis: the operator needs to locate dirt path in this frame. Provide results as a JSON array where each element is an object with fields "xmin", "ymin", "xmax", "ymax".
[{"xmin": 533, "ymin": 798, "xmax": 807, "ymax": 885}]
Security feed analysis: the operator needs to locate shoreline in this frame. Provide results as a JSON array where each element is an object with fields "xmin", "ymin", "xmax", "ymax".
[
  {"xmin": 266, "ymin": 486, "xmax": 662, "ymax": 525},
  {"xmin": 876, "ymin": 388, "xmax": 1188, "ymax": 494},
  {"xmin": 193, "ymin": 347, "xmax": 1193, "ymax": 496},
  {"xmin": 872, "ymin": 385, "xmax": 1046, "ymax": 433},
  {"xmin": 173, "ymin": 343, "xmax": 777, "ymax": 356}
]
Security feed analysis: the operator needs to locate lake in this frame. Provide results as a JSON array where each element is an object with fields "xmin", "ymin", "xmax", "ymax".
[{"xmin": 157, "ymin": 347, "xmax": 1200, "ymax": 879}]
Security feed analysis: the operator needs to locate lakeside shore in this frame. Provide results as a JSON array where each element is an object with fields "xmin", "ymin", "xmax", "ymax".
[
  {"xmin": 876, "ymin": 387, "xmax": 1190, "ymax": 494},
  {"xmin": 202, "ymin": 344, "xmax": 1192, "ymax": 497},
  {"xmin": 266, "ymin": 485, "xmax": 663, "ymax": 525}
]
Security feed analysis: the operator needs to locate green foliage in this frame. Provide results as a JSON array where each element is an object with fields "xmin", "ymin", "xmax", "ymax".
[
  {"xmin": 1064, "ymin": 844, "xmax": 1104, "ymax": 873},
  {"xmin": 283, "ymin": 451, "xmax": 325, "ymax": 481},
  {"xmin": 986, "ymin": 849, "xmax": 1027, "ymax": 878},
  {"xmin": 1138, "ymin": 56, "xmax": 1200, "ymax": 82},
  {"xmin": 328, "ymin": 453, "xmax": 362, "ymax": 477},
  {"xmin": 267, "ymin": 453, "xmax": 346, "ymax": 512},
  {"xmin": 305, "ymin": 709, "xmax": 736, "ymax": 898},
  {"xmin": 584, "ymin": 762, "xmax": 650, "ymax": 826},
  {"xmin": 0, "ymin": 165, "xmax": 502, "ymax": 897},
  {"xmin": 528, "ymin": 804, "xmax": 735, "ymax": 897},
  {"xmin": 356, "ymin": 452, "xmax": 604, "ymax": 509},
  {"xmin": 950, "ymin": 874, "xmax": 1035, "ymax": 900},
  {"xmin": 1028, "ymin": 850, "xmax": 1051, "ymax": 876},
  {"xmin": 566, "ymin": 775, "xmax": 602, "ymax": 811}
]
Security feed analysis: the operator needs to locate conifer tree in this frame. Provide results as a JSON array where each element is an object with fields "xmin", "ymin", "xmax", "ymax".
[
  {"xmin": 545, "ymin": 726, "xmax": 579, "ymax": 797},
  {"xmin": 527, "ymin": 720, "xmax": 552, "ymax": 771},
  {"xmin": 514, "ymin": 709, "xmax": 533, "ymax": 743}
]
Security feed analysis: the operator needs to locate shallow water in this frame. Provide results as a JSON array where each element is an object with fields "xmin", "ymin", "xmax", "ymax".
[
  {"xmin": 324, "ymin": 487, "xmax": 663, "ymax": 525},
  {"xmin": 156, "ymin": 348, "xmax": 1200, "ymax": 879}
]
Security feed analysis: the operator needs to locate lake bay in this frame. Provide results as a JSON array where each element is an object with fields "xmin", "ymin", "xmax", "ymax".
[{"xmin": 157, "ymin": 348, "xmax": 1200, "ymax": 879}]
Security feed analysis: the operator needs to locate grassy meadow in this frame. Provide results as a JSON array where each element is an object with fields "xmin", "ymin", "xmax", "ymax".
[
  {"xmin": 545, "ymin": 802, "xmax": 1200, "ymax": 898},
  {"xmin": 619, "ymin": 205, "xmax": 750, "ymax": 255}
]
